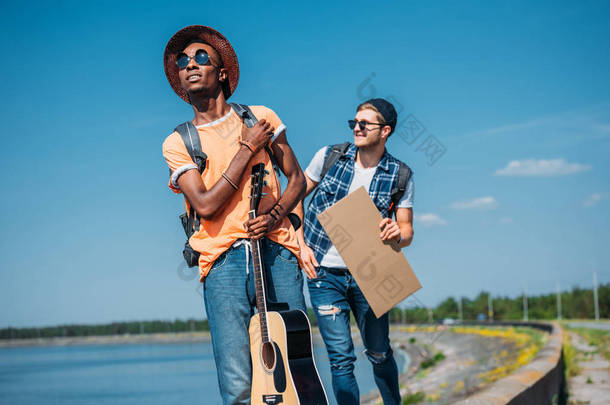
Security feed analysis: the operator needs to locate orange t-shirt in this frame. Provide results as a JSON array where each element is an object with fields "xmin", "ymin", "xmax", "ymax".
[{"xmin": 162, "ymin": 105, "xmax": 302, "ymax": 280}]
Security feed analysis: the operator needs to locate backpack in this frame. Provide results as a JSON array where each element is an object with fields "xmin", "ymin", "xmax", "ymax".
[
  {"xmin": 173, "ymin": 103, "xmax": 296, "ymax": 268},
  {"xmin": 317, "ymin": 142, "xmax": 412, "ymax": 216}
]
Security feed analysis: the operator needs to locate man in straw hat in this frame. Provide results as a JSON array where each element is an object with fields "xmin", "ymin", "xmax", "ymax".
[{"xmin": 162, "ymin": 25, "xmax": 312, "ymax": 404}]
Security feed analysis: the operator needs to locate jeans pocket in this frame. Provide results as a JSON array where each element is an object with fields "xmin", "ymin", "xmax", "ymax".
[
  {"xmin": 308, "ymin": 267, "xmax": 327, "ymax": 282},
  {"xmin": 275, "ymin": 243, "xmax": 298, "ymax": 264}
]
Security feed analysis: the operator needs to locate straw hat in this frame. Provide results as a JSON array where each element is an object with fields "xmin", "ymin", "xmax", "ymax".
[{"xmin": 164, "ymin": 25, "xmax": 239, "ymax": 102}]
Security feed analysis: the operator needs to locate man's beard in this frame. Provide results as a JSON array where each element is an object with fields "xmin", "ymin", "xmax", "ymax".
[{"xmin": 360, "ymin": 134, "xmax": 382, "ymax": 149}]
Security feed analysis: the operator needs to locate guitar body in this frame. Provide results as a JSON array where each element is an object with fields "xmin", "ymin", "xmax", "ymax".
[{"xmin": 249, "ymin": 310, "xmax": 328, "ymax": 405}]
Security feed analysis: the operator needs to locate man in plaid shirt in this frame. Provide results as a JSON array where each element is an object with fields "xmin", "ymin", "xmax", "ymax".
[{"xmin": 295, "ymin": 98, "xmax": 414, "ymax": 405}]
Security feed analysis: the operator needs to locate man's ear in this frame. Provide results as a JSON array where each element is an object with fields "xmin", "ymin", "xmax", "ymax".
[
  {"xmin": 381, "ymin": 125, "xmax": 392, "ymax": 139},
  {"xmin": 218, "ymin": 67, "xmax": 228, "ymax": 83}
]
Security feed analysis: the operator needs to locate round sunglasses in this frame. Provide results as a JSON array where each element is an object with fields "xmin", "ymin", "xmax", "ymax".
[
  {"xmin": 176, "ymin": 49, "xmax": 214, "ymax": 70},
  {"xmin": 348, "ymin": 119, "xmax": 386, "ymax": 131}
]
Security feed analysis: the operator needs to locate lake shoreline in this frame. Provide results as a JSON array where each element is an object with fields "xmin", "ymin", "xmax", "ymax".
[
  {"xmin": 0, "ymin": 328, "xmax": 413, "ymax": 385},
  {"xmin": 0, "ymin": 331, "xmax": 213, "ymax": 348},
  {"xmin": 0, "ymin": 327, "xmax": 392, "ymax": 350}
]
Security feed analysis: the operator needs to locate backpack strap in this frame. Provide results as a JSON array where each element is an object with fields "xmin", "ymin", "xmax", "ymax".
[
  {"xmin": 230, "ymin": 103, "xmax": 257, "ymax": 128},
  {"xmin": 388, "ymin": 162, "xmax": 412, "ymax": 217},
  {"xmin": 230, "ymin": 103, "xmax": 281, "ymax": 176},
  {"xmin": 174, "ymin": 121, "xmax": 207, "ymax": 174},
  {"xmin": 174, "ymin": 121, "xmax": 208, "ymax": 233},
  {"xmin": 320, "ymin": 142, "xmax": 351, "ymax": 181},
  {"xmin": 307, "ymin": 142, "xmax": 351, "ymax": 213}
]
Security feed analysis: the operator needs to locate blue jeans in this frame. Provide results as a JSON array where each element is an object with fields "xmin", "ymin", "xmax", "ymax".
[
  {"xmin": 203, "ymin": 238, "xmax": 306, "ymax": 405},
  {"xmin": 307, "ymin": 266, "xmax": 400, "ymax": 405}
]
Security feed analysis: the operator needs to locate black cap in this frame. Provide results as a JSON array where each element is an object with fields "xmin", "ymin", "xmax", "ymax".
[{"xmin": 361, "ymin": 98, "xmax": 397, "ymax": 133}]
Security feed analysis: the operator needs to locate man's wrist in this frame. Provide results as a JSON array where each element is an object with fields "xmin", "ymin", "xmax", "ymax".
[
  {"xmin": 267, "ymin": 202, "xmax": 286, "ymax": 221},
  {"xmin": 239, "ymin": 140, "xmax": 256, "ymax": 153},
  {"xmin": 268, "ymin": 211, "xmax": 279, "ymax": 222},
  {"xmin": 239, "ymin": 144, "xmax": 254, "ymax": 158},
  {"xmin": 266, "ymin": 213, "xmax": 280, "ymax": 232}
]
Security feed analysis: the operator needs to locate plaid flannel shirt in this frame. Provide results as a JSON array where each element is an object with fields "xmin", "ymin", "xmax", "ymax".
[{"xmin": 304, "ymin": 143, "xmax": 406, "ymax": 264}]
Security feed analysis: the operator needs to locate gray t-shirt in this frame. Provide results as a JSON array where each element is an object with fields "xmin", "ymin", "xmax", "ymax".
[{"xmin": 305, "ymin": 146, "xmax": 414, "ymax": 268}]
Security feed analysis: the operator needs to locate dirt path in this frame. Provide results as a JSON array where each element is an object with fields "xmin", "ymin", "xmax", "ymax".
[{"xmin": 567, "ymin": 331, "xmax": 610, "ymax": 405}]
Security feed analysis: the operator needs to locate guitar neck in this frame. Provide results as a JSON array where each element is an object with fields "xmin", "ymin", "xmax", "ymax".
[{"xmin": 249, "ymin": 210, "xmax": 270, "ymax": 344}]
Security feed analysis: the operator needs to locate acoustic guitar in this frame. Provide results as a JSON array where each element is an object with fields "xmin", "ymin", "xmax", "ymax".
[{"xmin": 248, "ymin": 163, "xmax": 328, "ymax": 405}]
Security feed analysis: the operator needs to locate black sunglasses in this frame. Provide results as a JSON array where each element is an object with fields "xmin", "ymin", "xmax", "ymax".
[
  {"xmin": 176, "ymin": 49, "xmax": 213, "ymax": 70},
  {"xmin": 348, "ymin": 119, "xmax": 385, "ymax": 131}
]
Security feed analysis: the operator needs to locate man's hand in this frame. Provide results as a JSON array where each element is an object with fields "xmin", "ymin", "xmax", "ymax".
[
  {"xmin": 241, "ymin": 119, "xmax": 275, "ymax": 153},
  {"xmin": 379, "ymin": 218, "xmax": 401, "ymax": 243},
  {"xmin": 244, "ymin": 214, "xmax": 279, "ymax": 240},
  {"xmin": 299, "ymin": 244, "xmax": 319, "ymax": 279}
]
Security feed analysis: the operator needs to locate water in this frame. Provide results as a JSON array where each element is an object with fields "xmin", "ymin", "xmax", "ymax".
[{"xmin": 0, "ymin": 341, "xmax": 408, "ymax": 404}]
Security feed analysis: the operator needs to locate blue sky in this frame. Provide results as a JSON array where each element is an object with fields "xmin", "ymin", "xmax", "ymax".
[{"xmin": 1, "ymin": 0, "xmax": 609, "ymax": 327}]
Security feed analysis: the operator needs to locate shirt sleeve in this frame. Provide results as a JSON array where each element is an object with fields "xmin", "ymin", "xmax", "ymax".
[
  {"xmin": 397, "ymin": 175, "xmax": 414, "ymax": 209},
  {"xmin": 304, "ymin": 146, "xmax": 329, "ymax": 183},
  {"xmin": 162, "ymin": 132, "xmax": 197, "ymax": 194}
]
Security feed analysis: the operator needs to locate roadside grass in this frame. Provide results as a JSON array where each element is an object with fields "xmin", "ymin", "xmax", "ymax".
[
  {"xmin": 562, "ymin": 333, "xmax": 582, "ymax": 377},
  {"xmin": 563, "ymin": 326, "xmax": 610, "ymax": 361},
  {"xmin": 402, "ymin": 391, "xmax": 425, "ymax": 404},
  {"xmin": 421, "ymin": 351, "xmax": 446, "ymax": 369}
]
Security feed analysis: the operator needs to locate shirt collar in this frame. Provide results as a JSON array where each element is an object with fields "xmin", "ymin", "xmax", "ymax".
[{"xmin": 195, "ymin": 107, "xmax": 234, "ymax": 128}]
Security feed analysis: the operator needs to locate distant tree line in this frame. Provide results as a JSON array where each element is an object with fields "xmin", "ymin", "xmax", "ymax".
[
  {"xmin": 0, "ymin": 319, "xmax": 209, "ymax": 340},
  {"xmin": 386, "ymin": 283, "xmax": 609, "ymax": 324},
  {"xmin": 2, "ymin": 284, "xmax": 607, "ymax": 339}
]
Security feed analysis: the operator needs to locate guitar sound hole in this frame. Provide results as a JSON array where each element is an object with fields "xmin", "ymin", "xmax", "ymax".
[{"xmin": 261, "ymin": 341, "xmax": 276, "ymax": 370}]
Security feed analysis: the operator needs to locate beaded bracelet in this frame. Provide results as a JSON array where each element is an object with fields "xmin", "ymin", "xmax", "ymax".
[
  {"xmin": 271, "ymin": 205, "xmax": 283, "ymax": 218},
  {"xmin": 221, "ymin": 172, "xmax": 238, "ymax": 190}
]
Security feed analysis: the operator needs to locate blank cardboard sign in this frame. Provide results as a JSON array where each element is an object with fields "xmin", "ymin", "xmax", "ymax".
[{"xmin": 317, "ymin": 187, "xmax": 421, "ymax": 318}]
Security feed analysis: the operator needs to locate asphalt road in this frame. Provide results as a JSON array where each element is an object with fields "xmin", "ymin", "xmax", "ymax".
[{"xmin": 567, "ymin": 321, "xmax": 610, "ymax": 331}]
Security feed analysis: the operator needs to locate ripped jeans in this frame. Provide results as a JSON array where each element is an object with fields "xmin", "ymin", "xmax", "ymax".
[{"xmin": 307, "ymin": 266, "xmax": 400, "ymax": 405}]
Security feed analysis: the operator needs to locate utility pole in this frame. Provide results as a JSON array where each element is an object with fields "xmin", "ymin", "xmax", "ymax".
[
  {"xmin": 523, "ymin": 288, "xmax": 529, "ymax": 321},
  {"xmin": 427, "ymin": 307, "xmax": 433, "ymax": 323},
  {"xmin": 593, "ymin": 271, "xmax": 600, "ymax": 322},
  {"xmin": 488, "ymin": 293, "xmax": 494, "ymax": 321},
  {"xmin": 458, "ymin": 297, "xmax": 463, "ymax": 322},
  {"xmin": 556, "ymin": 281, "xmax": 562, "ymax": 321}
]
